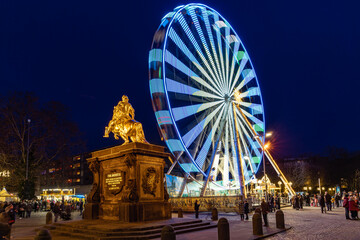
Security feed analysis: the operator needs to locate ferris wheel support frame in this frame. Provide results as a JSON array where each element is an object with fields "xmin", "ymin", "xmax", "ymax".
[{"xmin": 235, "ymin": 103, "xmax": 296, "ymax": 197}]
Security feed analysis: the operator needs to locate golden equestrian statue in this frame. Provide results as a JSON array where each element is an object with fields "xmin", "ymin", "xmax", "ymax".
[{"xmin": 104, "ymin": 95, "xmax": 148, "ymax": 144}]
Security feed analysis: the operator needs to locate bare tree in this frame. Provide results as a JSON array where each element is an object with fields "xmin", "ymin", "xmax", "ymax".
[{"xmin": 0, "ymin": 92, "xmax": 84, "ymax": 199}]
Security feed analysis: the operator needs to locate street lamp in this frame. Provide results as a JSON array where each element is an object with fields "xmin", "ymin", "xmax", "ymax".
[{"xmin": 26, "ymin": 119, "xmax": 31, "ymax": 180}]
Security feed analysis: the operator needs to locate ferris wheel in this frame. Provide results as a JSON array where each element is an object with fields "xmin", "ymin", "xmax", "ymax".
[{"xmin": 149, "ymin": 4, "xmax": 279, "ymax": 196}]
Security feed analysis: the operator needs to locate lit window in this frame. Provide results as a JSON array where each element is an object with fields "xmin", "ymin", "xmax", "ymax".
[
  {"xmin": 73, "ymin": 163, "xmax": 80, "ymax": 169},
  {"xmin": 77, "ymin": 171, "xmax": 80, "ymax": 175},
  {"xmin": 76, "ymin": 179, "xmax": 80, "ymax": 182},
  {"xmin": 49, "ymin": 168, "xmax": 55, "ymax": 173},
  {"xmin": 67, "ymin": 179, "xmax": 72, "ymax": 183}
]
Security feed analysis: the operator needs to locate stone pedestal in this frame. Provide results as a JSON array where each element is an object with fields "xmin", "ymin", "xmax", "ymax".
[{"xmin": 84, "ymin": 142, "xmax": 171, "ymax": 222}]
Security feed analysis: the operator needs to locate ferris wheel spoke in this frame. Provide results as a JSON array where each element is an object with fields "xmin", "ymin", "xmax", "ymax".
[
  {"xmin": 166, "ymin": 78, "xmax": 222, "ymax": 100},
  {"xmin": 230, "ymin": 68, "xmax": 254, "ymax": 96},
  {"xmin": 167, "ymin": 29, "xmax": 223, "ymax": 96},
  {"xmin": 200, "ymin": 10, "xmax": 227, "ymax": 91},
  {"xmin": 235, "ymin": 109, "xmax": 263, "ymax": 159},
  {"xmin": 235, "ymin": 116, "xmax": 256, "ymax": 175},
  {"xmin": 177, "ymin": 14, "xmax": 223, "ymax": 92},
  {"xmin": 182, "ymin": 103, "xmax": 224, "ymax": 147},
  {"xmin": 194, "ymin": 104, "xmax": 226, "ymax": 169},
  {"xmin": 165, "ymin": 50, "xmax": 222, "ymax": 96},
  {"xmin": 210, "ymin": 15, "xmax": 227, "ymax": 92},
  {"xmin": 227, "ymin": 41, "xmax": 240, "ymax": 92},
  {"xmin": 171, "ymin": 100, "xmax": 222, "ymax": 121},
  {"xmin": 188, "ymin": 7, "xmax": 224, "ymax": 88},
  {"xmin": 235, "ymin": 87, "xmax": 261, "ymax": 99},
  {"xmin": 240, "ymin": 107, "xmax": 264, "ymax": 129},
  {"xmin": 237, "ymin": 101, "xmax": 264, "ymax": 115}
]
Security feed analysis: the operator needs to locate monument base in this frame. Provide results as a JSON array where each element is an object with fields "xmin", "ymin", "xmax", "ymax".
[
  {"xmin": 101, "ymin": 202, "xmax": 171, "ymax": 222},
  {"xmin": 85, "ymin": 142, "xmax": 171, "ymax": 222},
  {"xmin": 83, "ymin": 203, "xmax": 99, "ymax": 220}
]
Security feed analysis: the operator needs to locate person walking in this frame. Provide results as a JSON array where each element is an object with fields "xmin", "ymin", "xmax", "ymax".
[
  {"xmin": 261, "ymin": 199, "xmax": 269, "ymax": 227},
  {"xmin": 294, "ymin": 195, "xmax": 300, "ymax": 210},
  {"xmin": 349, "ymin": 196, "xmax": 359, "ymax": 220},
  {"xmin": 335, "ymin": 193, "xmax": 340, "ymax": 208},
  {"xmin": 320, "ymin": 194, "xmax": 326, "ymax": 213},
  {"xmin": 244, "ymin": 200, "xmax": 249, "ymax": 220},
  {"xmin": 238, "ymin": 200, "xmax": 245, "ymax": 220},
  {"xmin": 325, "ymin": 192, "xmax": 332, "ymax": 211},
  {"xmin": 194, "ymin": 200, "xmax": 200, "ymax": 219},
  {"xmin": 79, "ymin": 201, "xmax": 84, "ymax": 216},
  {"xmin": 53, "ymin": 202, "xmax": 61, "ymax": 222},
  {"xmin": 6, "ymin": 204, "xmax": 15, "ymax": 240},
  {"xmin": 343, "ymin": 194, "xmax": 350, "ymax": 219},
  {"xmin": 275, "ymin": 196, "xmax": 280, "ymax": 210},
  {"xmin": 25, "ymin": 202, "xmax": 32, "ymax": 218}
]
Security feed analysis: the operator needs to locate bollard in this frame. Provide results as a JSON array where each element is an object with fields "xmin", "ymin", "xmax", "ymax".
[
  {"xmin": 252, "ymin": 213, "xmax": 263, "ymax": 236},
  {"xmin": 161, "ymin": 225, "xmax": 176, "ymax": 240},
  {"xmin": 34, "ymin": 228, "xmax": 52, "ymax": 240},
  {"xmin": 276, "ymin": 210, "xmax": 285, "ymax": 229},
  {"xmin": 217, "ymin": 218, "xmax": 230, "ymax": 240},
  {"xmin": 46, "ymin": 212, "xmax": 53, "ymax": 225},
  {"xmin": 211, "ymin": 208, "xmax": 218, "ymax": 221},
  {"xmin": 178, "ymin": 208, "xmax": 183, "ymax": 218},
  {"xmin": 0, "ymin": 223, "xmax": 10, "ymax": 238}
]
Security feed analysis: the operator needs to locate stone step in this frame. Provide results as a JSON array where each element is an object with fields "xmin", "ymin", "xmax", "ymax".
[
  {"xmin": 52, "ymin": 221, "xmax": 212, "ymax": 237},
  {"xmin": 49, "ymin": 220, "xmax": 217, "ymax": 240},
  {"xmin": 91, "ymin": 221, "xmax": 211, "ymax": 237},
  {"xmin": 51, "ymin": 219, "xmax": 203, "ymax": 232}
]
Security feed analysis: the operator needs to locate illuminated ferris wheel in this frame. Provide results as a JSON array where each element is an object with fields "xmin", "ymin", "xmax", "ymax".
[{"xmin": 149, "ymin": 4, "xmax": 269, "ymax": 195}]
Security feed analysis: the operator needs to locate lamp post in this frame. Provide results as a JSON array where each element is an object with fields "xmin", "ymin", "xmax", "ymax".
[{"xmin": 26, "ymin": 119, "xmax": 31, "ymax": 180}]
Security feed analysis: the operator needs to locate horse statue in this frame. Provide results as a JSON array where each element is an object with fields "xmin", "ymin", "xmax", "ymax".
[{"xmin": 104, "ymin": 95, "xmax": 147, "ymax": 144}]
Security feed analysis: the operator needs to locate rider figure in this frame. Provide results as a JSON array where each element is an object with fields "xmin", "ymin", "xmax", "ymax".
[{"xmin": 104, "ymin": 95, "xmax": 147, "ymax": 144}]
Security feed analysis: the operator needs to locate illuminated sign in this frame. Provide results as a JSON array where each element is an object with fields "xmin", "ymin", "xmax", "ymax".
[{"xmin": 0, "ymin": 170, "xmax": 10, "ymax": 177}]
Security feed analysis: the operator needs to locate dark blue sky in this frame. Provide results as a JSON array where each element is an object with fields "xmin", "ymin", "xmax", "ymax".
[{"xmin": 1, "ymin": 0, "xmax": 359, "ymax": 156}]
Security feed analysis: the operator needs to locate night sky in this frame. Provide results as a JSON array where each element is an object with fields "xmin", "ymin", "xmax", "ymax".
[{"xmin": 1, "ymin": 0, "xmax": 359, "ymax": 157}]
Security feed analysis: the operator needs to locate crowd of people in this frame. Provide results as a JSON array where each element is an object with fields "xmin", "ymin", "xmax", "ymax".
[{"xmin": 289, "ymin": 191, "xmax": 360, "ymax": 220}]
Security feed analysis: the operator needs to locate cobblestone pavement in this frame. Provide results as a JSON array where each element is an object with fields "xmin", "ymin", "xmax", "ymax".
[
  {"xmin": 10, "ymin": 206, "xmax": 360, "ymax": 240},
  {"xmin": 181, "ymin": 206, "xmax": 360, "ymax": 240},
  {"xmin": 267, "ymin": 206, "xmax": 360, "ymax": 240},
  {"xmin": 12, "ymin": 211, "xmax": 83, "ymax": 239}
]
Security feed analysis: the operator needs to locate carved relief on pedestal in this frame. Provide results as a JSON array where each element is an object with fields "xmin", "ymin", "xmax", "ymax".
[
  {"xmin": 142, "ymin": 167, "xmax": 160, "ymax": 197},
  {"xmin": 87, "ymin": 159, "xmax": 101, "ymax": 203},
  {"xmin": 120, "ymin": 153, "xmax": 138, "ymax": 202}
]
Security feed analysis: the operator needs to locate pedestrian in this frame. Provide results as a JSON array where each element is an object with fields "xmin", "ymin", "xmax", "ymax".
[
  {"xmin": 275, "ymin": 196, "xmax": 281, "ymax": 210},
  {"xmin": 244, "ymin": 200, "xmax": 249, "ymax": 220},
  {"xmin": 335, "ymin": 193, "xmax": 340, "ymax": 208},
  {"xmin": 343, "ymin": 194, "xmax": 350, "ymax": 219},
  {"xmin": 320, "ymin": 194, "xmax": 326, "ymax": 213},
  {"xmin": 194, "ymin": 200, "xmax": 200, "ymax": 219},
  {"xmin": 294, "ymin": 195, "xmax": 300, "ymax": 210},
  {"xmin": 261, "ymin": 198, "xmax": 269, "ymax": 227},
  {"xmin": 299, "ymin": 195, "xmax": 303, "ymax": 209},
  {"xmin": 79, "ymin": 201, "xmax": 83, "ymax": 216},
  {"xmin": 25, "ymin": 202, "xmax": 32, "ymax": 218},
  {"xmin": 53, "ymin": 202, "xmax": 61, "ymax": 222},
  {"xmin": 349, "ymin": 196, "xmax": 359, "ymax": 220},
  {"xmin": 238, "ymin": 200, "xmax": 245, "ymax": 220},
  {"xmin": 325, "ymin": 191, "xmax": 332, "ymax": 211},
  {"xmin": 6, "ymin": 204, "xmax": 15, "ymax": 240}
]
